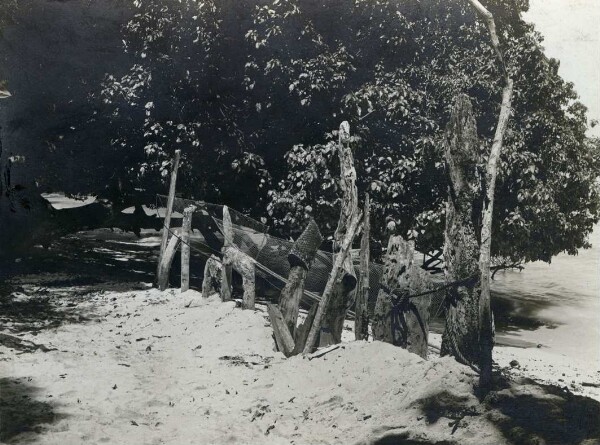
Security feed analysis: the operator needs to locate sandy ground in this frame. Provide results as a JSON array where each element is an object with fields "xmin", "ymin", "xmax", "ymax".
[{"xmin": 2, "ymin": 278, "xmax": 600, "ymax": 445}]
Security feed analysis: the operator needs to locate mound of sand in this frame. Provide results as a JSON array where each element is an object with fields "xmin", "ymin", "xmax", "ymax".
[{"xmin": 2, "ymin": 286, "xmax": 600, "ymax": 444}]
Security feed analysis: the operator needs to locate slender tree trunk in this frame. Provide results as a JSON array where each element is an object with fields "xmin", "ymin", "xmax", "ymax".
[
  {"xmin": 320, "ymin": 121, "xmax": 359, "ymax": 346},
  {"xmin": 355, "ymin": 194, "xmax": 370, "ymax": 341},
  {"xmin": 466, "ymin": 0, "xmax": 514, "ymax": 390}
]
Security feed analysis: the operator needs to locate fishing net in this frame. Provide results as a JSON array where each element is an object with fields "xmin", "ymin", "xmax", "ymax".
[{"xmin": 157, "ymin": 194, "xmax": 452, "ymax": 318}]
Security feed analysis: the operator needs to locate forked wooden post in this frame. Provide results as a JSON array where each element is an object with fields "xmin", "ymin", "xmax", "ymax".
[
  {"xmin": 180, "ymin": 205, "xmax": 196, "ymax": 292},
  {"xmin": 156, "ymin": 150, "xmax": 181, "ymax": 285},
  {"xmin": 320, "ymin": 121, "xmax": 359, "ymax": 347},
  {"xmin": 221, "ymin": 206, "xmax": 234, "ymax": 302},
  {"xmin": 355, "ymin": 194, "xmax": 370, "ymax": 341}
]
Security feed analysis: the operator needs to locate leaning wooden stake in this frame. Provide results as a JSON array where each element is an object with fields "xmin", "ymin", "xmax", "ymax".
[
  {"xmin": 355, "ymin": 194, "xmax": 370, "ymax": 341},
  {"xmin": 220, "ymin": 206, "xmax": 234, "ymax": 302},
  {"xmin": 156, "ymin": 150, "xmax": 181, "ymax": 284},
  {"xmin": 158, "ymin": 230, "xmax": 181, "ymax": 291},
  {"xmin": 303, "ymin": 210, "xmax": 362, "ymax": 354},
  {"xmin": 320, "ymin": 121, "xmax": 359, "ymax": 346},
  {"xmin": 267, "ymin": 303, "xmax": 295, "ymax": 357},
  {"xmin": 180, "ymin": 205, "xmax": 196, "ymax": 292},
  {"xmin": 279, "ymin": 219, "xmax": 323, "ymax": 336}
]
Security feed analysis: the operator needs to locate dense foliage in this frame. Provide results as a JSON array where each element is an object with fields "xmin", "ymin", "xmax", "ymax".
[{"xmin": 1, "ymin": 0, "xmax": 599, "ymax": 263}]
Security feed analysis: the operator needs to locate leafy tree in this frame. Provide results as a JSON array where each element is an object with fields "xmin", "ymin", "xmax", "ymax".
[{"xmin": 1, "ymin": 0, "xmax": 598, "ymax": 264}]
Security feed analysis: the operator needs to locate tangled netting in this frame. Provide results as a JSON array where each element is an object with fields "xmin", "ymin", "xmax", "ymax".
[{"xmin": 156, "ymin": 195, "xmax": 458, "ymax": 318}]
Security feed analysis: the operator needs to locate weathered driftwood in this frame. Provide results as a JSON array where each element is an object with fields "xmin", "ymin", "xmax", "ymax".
[
  {"xmin": 372, "ymin": 235, "xmax": 432, "ymax": 358},
  {"xmin": 441, "ymin": 95, "xmax": 483, "ymax": 366},
  {"xmin": 292, "ymin": 303, "xmax": 318, "ymax": 356},
  {"xmin": 180, "ymin": 205, "xmax": 196, "ymax": 292},
  {"xmin": 279, "ymin": 219, "xmax": 323, "ymax": 336},
  {"xmin": 303, "ymin": 210, "xmax": 362, "ymax": 354},
  {"xmin": 267, "ymin": 303, "xmax": 295, "ymax": 357},
  {"xmin": 222, "ymin": 246, "xmax": 256, "ymax": 310},
  {"xmin": 221, "ymin": 206, "xmax": 234, "ymax": 302},
  {"xmin": 355, "ymin": 194, "xmax": 370, "ymax": 341},
  {"xmin": 158, "ymin": 230, "xmax": 181, "ymax": 291},
  {"xmin": 156, "ymin": 150, "xmax": 181, "ymax": 284},
  {"xmin": 202, "ymin": 254, "xmax": 222, "ymax": 298},
  {"xmin": 320, "ymin": 121, "xmax": 359, "ymax": 347}
]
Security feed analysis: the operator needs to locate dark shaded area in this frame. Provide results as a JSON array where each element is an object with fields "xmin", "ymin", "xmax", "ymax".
[
  {"xmin": 488, "ymin": 377, "xmax": 600, "ymax": 445},
  {"xmin": 412, "ymin": 376, "xmax": 600, "ymax": 445},
  {"xmin": 0, "ymin": 377, "xmax": 66, "ymax": 443},
  {"xmin": 371, "ymin": 430, "xmax": 456, "ymax": 445}
]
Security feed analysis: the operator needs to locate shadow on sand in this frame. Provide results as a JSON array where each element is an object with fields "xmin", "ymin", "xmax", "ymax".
[{"xmin": 0, "ymin": 377, "xmax": 67, "ymax": 443}]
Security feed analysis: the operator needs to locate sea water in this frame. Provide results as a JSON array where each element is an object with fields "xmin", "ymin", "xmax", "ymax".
[{"xmin": 492, "ymin": 225, "xmax": 600, "ymax": 370}]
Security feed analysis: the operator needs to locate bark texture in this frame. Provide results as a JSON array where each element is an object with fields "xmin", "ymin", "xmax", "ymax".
[
  {"xmin": 320, "ymin": 121, "xmax": 359, "ymax": 347},
  {"xmin": 440, "ymin": 95, "xmax": 482, "ymax": 366},
  {"xmin": 355, "ymin": 194, "xmax": 370, "ymax": 341}
]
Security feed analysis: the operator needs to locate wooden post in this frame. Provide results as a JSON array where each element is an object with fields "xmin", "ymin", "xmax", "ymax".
[
  {"xmin": 355, "ymin": 194, "xmax": 370, "ymax": 341},
  {"xmin": 292, "ymin": 303, "xmax": 318, "ymax": 355},
  {"xmin": 221, "ymin": 206, "xmax": 234, "ymax": 302},
  {"xmin": 158, "ymin": 230, "xmax": 181, "ymax": 291},
  {"xmin": 440, "ymin": 95, "xmax": 483, "ymax": 367},
  {"xmin": 371, "ymin": 235, "xmax": 432, "ymax": 358},
  {"xmin": 279, "ymin": 219, "xmax": 323, "ymax": 336},
  {"xmin": 202, "ymin": 255, "xmax": 222, "ymax": 298},
  {"xmin": 156, "ymin": 150, "xmax": 181, "ymax": 284},
  {"xmin": 267, "ymin": 303, "xmax": 295, "ymax": 357},
  {"xmin": 181, "ymin": 205, "xmax": 196, "ymax": 292},
  {"xmin": 303, "ymin": 210, "xmax": 362, "ymax": 354},
  {"xmin": 222, "ymin": 246, "xmax": 256, "ymax": 310},
  {"xmin": 320, "ymin": 121, "xmax": 359, "ymax": 347}
]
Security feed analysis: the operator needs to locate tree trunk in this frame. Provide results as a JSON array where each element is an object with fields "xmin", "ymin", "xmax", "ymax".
[
  {"xmin": 355, "ymin": 194, "xmax": 370, "ymax": 341},
  {"xmin": 440, "ymin": 95, "xmax": 482, "ymax": 366},
  {"xmin": 180, "ymin": 205, "xmax": 196, "ymax": 292},
  {"xmin": 320, "ymin": 121, "xmax": 359, "ymax": 347},
  {"xmin": 466, "ymin": 0, "xmax": 514, "ymax": 390},
  {"xmin": 156, "ymin": 150, "xmax": 181, "ymax": 284}
]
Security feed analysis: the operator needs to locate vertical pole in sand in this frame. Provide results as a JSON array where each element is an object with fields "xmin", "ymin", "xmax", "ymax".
[
  {"xmin": 181, "ymin": 204, "xmax": 196, "ymax": 292},
  {"xmin": 156, "ymin": 150, "xmax": 181, "ymax": 285}
]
